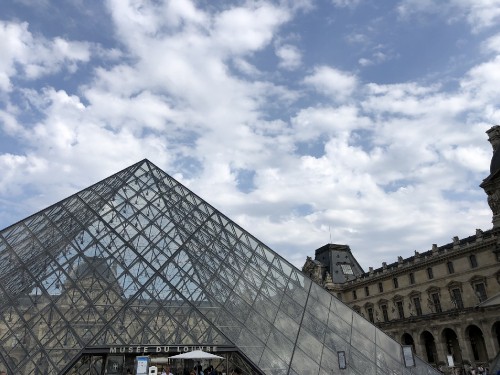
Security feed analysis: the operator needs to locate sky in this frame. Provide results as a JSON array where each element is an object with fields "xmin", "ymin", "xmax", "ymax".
[{"xmin": 1, "ymin": 0, "xmax": 500, "ymax": 271}]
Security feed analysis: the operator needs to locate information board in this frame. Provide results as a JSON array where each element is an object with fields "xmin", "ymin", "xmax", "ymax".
[{"xmin": 136, "ymin": 356, "xmax": 149, "ymax": 375}]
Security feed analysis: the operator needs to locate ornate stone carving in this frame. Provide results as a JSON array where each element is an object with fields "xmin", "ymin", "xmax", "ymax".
[{"xmin": 487, "ymin": 190, "xmax": 500, "ymax": 216}]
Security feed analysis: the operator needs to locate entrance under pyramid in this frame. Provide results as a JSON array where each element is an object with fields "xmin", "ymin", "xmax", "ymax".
[{"xmin": 0, "ymin": 160, "xmax": 439, "ymax": 375}]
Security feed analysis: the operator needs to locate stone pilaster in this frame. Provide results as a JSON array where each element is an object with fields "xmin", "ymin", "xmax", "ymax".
[
  {"xmin": 455, "ymin": 327, "xmax": 472, "ymax": 365},
  {"xmin": 433, "ymin": 328, "xmax": 448, "ymax": 365}
]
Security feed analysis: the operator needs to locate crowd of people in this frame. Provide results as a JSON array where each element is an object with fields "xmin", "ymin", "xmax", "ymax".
[
  {"xmin": 186, "ymin": 362, "xmax": 241, "ymax": 375},
  {"xmin": 160, "ymin": 367, "xmax": 174, "ymax": 375},
  {"xmin": 460, "ymin": 363, "xmax": 500, "ymax": 375}
]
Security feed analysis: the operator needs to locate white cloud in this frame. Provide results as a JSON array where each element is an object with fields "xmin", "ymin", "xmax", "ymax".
[
  {"xmin": 331, "ymin": 0, "xmax": 361, "ymax": 8},
  {"xmin": 397, "ymin": 0, "xmax": 500, "ymax": 31},
  {"xmin": 482, "ymin": 33, "xmax": 500, "ymax": 53},
  {"xmin": 291, "ymin": 106, "xmax": 370, "ymax": 142},
  {"xmin": 346, "ymin": 33, "xmax": 368, "ymax": 44},
  {"xmin": 359, "ymin": 52, "xmax": 388, "ymax": 67},
  {"xmin": 465, "ymin": 0, "xmax": 500, "ymax": 31},
  {"xmin": 213, "ymin": 4, "xmax": 290, "ymax": 55},
  {"xmin": 358, "ymin": 58, "xmax": 372, "ymax": 67},
  {"xmin": 232, "ymin": 58, "xmax": 261, "ymax": 77},
  {"xmin": 0, "ymin": 21, "xmax": 91, "ymax": 91},
  {"xmin": 303, "ymin": 66, "xmax": 358, "ymax": 100},
  {"xmin": 275, "ymin": 44, "xmax": 302, "ymax": 70},
  {"xmin": 0, "ymin": 0, "xmax": 498, "ymax": 272},
  {"xmin": 461, "ymin": 56, "xmax": 500, "ymax": 102}
]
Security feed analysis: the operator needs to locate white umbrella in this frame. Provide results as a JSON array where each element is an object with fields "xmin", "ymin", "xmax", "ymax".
[{"xmin": 168, "ymin": 350, "xmax": 224, "ymax": 360}]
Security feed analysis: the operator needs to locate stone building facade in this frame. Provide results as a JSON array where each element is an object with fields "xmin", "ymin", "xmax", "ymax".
[{"xmin": 303, "ymin": 126, "xmax": 500, "ymax": 371}]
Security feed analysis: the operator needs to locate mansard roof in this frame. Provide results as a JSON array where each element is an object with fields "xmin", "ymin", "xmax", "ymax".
[{"xmin": 314, "ymin": 243, "xmax": 365, "ymax": 283}]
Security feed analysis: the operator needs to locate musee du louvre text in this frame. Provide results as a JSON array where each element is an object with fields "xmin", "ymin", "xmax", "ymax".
[{"xmin": 108, "ymin": 346, "xmax": 221, "ymax": 354}]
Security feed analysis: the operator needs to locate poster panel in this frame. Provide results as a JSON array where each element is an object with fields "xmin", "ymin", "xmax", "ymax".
[
  {"xmin": 338, "ymin": 351, "xmax": 347, "ymax": 369},
  {"xmin": 402, "ymin": 346, "xmax": 415, "ymax": 367}
]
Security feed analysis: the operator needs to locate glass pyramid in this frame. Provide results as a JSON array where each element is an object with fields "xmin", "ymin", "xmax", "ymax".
[{"xmin": 0, "ymin": 160, "xmax": 439, "ymax": 375}]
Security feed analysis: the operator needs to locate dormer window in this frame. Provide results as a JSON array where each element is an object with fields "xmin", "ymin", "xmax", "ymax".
[{"xmin": 340, "ymin": 263, "xmax": 354, "ymax": 275}]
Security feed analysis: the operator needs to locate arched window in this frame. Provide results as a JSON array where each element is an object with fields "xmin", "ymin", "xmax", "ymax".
[{"xmin": 420, "ymin": 331, "xmax": 437, "ymax": 363}]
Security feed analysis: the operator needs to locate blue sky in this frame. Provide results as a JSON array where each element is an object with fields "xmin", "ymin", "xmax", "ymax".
[{"xmin": 1, "ymin": 0, "xmax": 500, "ymax": 270}]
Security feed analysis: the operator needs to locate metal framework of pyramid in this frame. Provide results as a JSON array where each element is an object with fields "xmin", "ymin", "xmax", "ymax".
[{"xmin": 0, "ymin": 160, "xmax": 439, "ymax": 375}]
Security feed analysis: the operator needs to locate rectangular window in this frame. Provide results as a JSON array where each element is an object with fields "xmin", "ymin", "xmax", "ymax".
[
  {"xmin": 409, "ymin": 272, "xmax": 415, "ymax": 285},
  {"xmin": 365, "ymin": 286, "xmax": 370, "ymax": 297},
  {"xmin": 474, "ymin": 283, "xmax": 487, "ymax": 302},
  {"xmin": 378, "ymin": 282, "xmax": 383, "ymax": 293},
  {"xmin": 431, "ymin": 292, "xmax": 442, "ymax": 313},
  {"xmin": 381, "ymin": 304, "xmax": 389, "ymax": 322},
  {"xmin": 352, "ymin": 290, "xmax": 357, "ymax": 300},
  {"xmin": 396, "ymin": 300, "xmax": 405, "ymax": 319},
  {"xmin": 393, "ymin": 277, "xmax": 399, "ymax": 288},
  {"xmin": 413, "ymin": 297, "xmax": 422, "ymax": 316},
  {"xmin": 427, "ymin": 267, "xmax": 434, "ymax": 279},
  {"xmin": 451, "ymin": 288, "xmax": 464, "ymax": 309},
  {"xmin": 469, "ymin": 254, "xmax": 478, "ymax": 268},
  {"xmin": 447, "ymin": 261, "xmax": 454, "ymax": 274},
  {"xmin": 367, "ymin": 307, "xmax": 374, "ymax": 323}
]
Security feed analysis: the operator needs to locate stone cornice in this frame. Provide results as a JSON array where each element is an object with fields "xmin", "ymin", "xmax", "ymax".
[{"xmin": 343, "ymin": 230, "xmax": 498, "ymax": 288}]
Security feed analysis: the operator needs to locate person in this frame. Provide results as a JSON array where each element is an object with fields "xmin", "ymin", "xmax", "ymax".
[
  {"xmin": 166, "ymin": 367, "xmax": 174, "ymax": 375},
  {"xmin": 196, "ymin": 362, "xmax": 203, "ymax": 375},
  {"xmin": 0, "ymin": 370, "xmax": 6, "ymax": 375},
  {"xmin": 231, "ymin": 368, "xmax": 242, "ymax": 375},
  {"xmin": 161, "ymin": 369, "xmax": 167, "ymax": 375}
]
